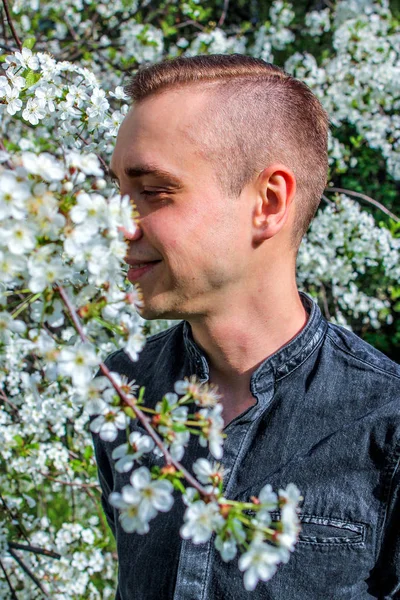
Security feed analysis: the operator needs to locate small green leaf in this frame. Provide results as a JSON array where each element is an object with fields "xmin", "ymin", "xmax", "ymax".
[
  {"xmin": 25, "ymin": 69, "xmax": 41, "ymax": 88},
  {"xmin": 23, "ymin": 37, "xmax": 36, "ymax": 50}
]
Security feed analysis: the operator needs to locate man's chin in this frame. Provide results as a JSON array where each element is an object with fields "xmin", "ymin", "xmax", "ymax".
[{"xmin": 136, "ymin": 301, "xmax": 181, "ymax": 321}]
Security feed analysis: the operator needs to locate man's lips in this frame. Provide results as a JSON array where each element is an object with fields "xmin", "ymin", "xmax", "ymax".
[
  {"xmin": 125, "ymin": 260, "xmax": 162, "ymax": 282},
  {"xmin": 125, "ymin": 259, "xmax": 162, "ymax": 267}
]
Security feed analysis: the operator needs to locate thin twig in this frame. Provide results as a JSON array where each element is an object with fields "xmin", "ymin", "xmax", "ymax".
[
  {"xmin": 39, "ymin": 471, "xmax": 100, "ymax": 489},
  {"xmin": 1, "ymin": 0, "xmax": 22, "ymax": 51},
  {"xmin": 218, "ymin": 0, "xmax": 230, "ymax": 27},
  {"xmin": 0, "ymin": 388, "xmax": 19, "ymax": 413},
  {"xmin": 0, "ymin": 494, "xmax": 30, "ymax": 544},
  {"xmin": 0, "ymin": 558, "xmax": 19, "ymax": 600},
  {"xmin": 8, "ymin": 548, "xmax": 49, "ymax": 597},
  {"xmin": 325, "ymin": 187, "xmax": 399, "ymax": 222},
  {"xmin": 321, "ymin": 194, "xmax": 335, "ymax": 207},
  {"xmin": 8, "ymin": 542, "xmax": 60, "ymax": 560},
  {"xmin": 75, "ymin": 132, "xmax": 108, "ymax": 171},
  {"xmin": 55, "ymin": 284, "xmax": 212, "ymax": 499},
  {"xmin": 319, "ymin": 283, "xmax": 331, "ymax": 320},
  {"xmin": 175, "ymin": 19, "xmax": 206, "ymax": 31}
]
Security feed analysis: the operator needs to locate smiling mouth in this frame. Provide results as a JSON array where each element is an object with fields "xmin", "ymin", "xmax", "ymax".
[{"xmin": 126, "ymin": 260, "xmax": 162, "ymax": 281}]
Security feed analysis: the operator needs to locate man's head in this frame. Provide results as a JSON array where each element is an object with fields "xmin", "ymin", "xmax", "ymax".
[{"xmin": 110, "ymin": 54, "xmax": 329, "ymax": 320}]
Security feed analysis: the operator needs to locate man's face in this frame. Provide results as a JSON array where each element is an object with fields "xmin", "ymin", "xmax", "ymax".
[{"xmin": 110, "ymin": 87, "xmax": 255, "ymax": 321}]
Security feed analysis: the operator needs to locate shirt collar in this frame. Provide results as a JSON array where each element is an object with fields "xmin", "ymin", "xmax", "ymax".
[{"xmin": 182, "ymin": 291, "xmax": 328, "ymax": 393}]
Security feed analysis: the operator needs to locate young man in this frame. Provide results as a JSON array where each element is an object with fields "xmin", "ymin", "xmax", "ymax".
[{"xmin": 92, "ymin": 54, "xmax": 400, "ymax": 599}]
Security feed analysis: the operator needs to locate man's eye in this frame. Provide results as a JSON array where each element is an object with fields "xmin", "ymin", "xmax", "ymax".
[{"xmin": 141, "ymin": 191, "xmax": 169, "ymax": 199}]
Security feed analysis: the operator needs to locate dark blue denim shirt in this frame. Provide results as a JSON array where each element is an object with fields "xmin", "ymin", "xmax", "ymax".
[{"xmin": 91, "ymin": 291, "xmax": 400, "ymax": 599}]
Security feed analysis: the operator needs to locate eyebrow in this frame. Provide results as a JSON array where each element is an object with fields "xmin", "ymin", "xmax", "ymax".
[{"xmin": 108, "ymin": 164, "xmax": 183, "ymax": 188}]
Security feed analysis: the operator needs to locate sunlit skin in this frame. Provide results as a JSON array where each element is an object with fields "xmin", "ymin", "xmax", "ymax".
[{"xmin": 110, "ymin": 87, "xmax": 308, "ymax": 424}]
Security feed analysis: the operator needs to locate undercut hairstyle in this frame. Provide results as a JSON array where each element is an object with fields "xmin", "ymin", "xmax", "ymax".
[{"xmin": 125, "ymin": 54, "xmax": 330, "ymax": 250}]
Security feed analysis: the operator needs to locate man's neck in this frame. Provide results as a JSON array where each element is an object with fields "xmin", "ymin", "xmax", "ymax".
[{"xmin": 187, "ymin": 282, "xmax": 308, "ymax": 397}]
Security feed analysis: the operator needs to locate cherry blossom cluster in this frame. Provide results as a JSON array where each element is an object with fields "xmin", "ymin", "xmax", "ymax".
[{"xmin": 0, "ymin": 134, "xmax": 302, "ymax": 596}]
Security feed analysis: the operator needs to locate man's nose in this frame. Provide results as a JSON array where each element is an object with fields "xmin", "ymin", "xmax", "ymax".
[{"xmin": 119, "ymin": 219, "xmax": 143, "ymax": 241}]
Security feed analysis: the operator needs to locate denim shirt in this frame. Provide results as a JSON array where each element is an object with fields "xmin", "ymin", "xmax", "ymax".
[{"xmin": 91, "ymin": 292, "xmax": 400, "ymax": 600}]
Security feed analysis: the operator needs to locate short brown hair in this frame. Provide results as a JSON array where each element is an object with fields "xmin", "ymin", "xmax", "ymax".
[{"xmin": 125, "ymin": 54, "xmax": 330, "ymax": 250}]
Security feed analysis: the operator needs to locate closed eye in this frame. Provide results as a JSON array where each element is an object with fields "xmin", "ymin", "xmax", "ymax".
[{"xmin": 141, "ymin": 191, "xmax": 170, "ymax": 199}]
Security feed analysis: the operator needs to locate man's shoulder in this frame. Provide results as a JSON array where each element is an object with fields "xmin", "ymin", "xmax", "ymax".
[
  {"xmin": 325, "ymin": 320, "xmax": 400, "ymax": 385},
  {"xmin": 103, "ymin": 321, "xmax": 186, "ymax": 374}
]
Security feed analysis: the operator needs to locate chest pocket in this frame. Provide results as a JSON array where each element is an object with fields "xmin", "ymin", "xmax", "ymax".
[{"xmin": 294, "ymin": 513, "xmax": 365, "ymax": 547}]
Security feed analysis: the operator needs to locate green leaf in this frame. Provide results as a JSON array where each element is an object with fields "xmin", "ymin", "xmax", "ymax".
[
  {"xmin": 23, "ymin": 37, "xmax": 36, "ymax": 50},
  {"xmin": 25, "ymin": 69, "xmax": 41, "ymax": 88},
  {"xmin": 84, "ymin": 445, "xmax": 93, "ymax": 460},
  {"xmin": 13, "ymin": 434, "xmax": 24, "ymax": 447}
]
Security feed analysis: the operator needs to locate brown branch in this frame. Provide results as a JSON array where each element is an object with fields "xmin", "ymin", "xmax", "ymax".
[
  {"xmin": 39, "ymin": 471, "xmax": 100, "ymax": 489},
  {"xmin": 325, "ymin": 187, "xmax": 400, "ymax": 222},
  {"xmin": 321, "ymin": 194, "xmax": 335, "ymax": 207},
  {"xmin": 0, "ymin": 558, "xmax": 19, "ymax": 600},
  {"xmin": 84, "ymin": 487, "xmax": 110, "ymax": 536},
  {"xmin": 218, "ymin": 0, "xmax": 230, "ymax": 27},
  {"xmin": 55, "ymin": 284, "xmax": 212, "ymax": 499},
  {"xmin": 75, "ymin": 132, "xmax": 108, "ymax": 171},
  {"xmin": 0, "ymin": 388, "xmax": 19, "ymax": 413},
  {"xmin": 8, "ymin": 548, "xmax": 49, "ymax": 597},
  {"xmin": 319, "ymin": 283, "xmax": 331, "ymax": 320},
  {"xmin": 0, "ymin": 494, "xmax": 30, "ymax": 544},
  {"xmin": 175, "ymin": 19, "xmax": 206, "ymax": 31},
  {"xmin": 8, "ymin": 542, "xmax": 60, "ymax": 560},
  {"xmin": 1, "ymin": 0, "xmax": 22, "ymax": 51}
]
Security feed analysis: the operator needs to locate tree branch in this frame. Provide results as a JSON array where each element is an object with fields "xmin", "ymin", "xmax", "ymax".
[
  {"xmin": 0, "ymin": 558, "xmax": 19, "ymax": 600},
  {"xmin": 218, "ymin": 0, "xmax": 230, "ymax": 27},
  {"xmin": 1, "ymin": 0, "xmax": 22, "ymax": 51},
  {"xmin": 8, "ymin": 548, "xmax": 50, "ymax": 597},
  {"xmin": 8, "ymin": 542, "xmax": 60, "ymax": 560},
  {"xmin": 325, "ymin": 187, "xmax": 400, "ymax": 222},
  {"xmin": 55, "ymin": 284, "xmax": 212, "ymax": 499}
]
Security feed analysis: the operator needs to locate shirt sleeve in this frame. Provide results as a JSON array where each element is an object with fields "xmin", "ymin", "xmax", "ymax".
[{"xmin": 372, "ymin": 442, "xmax": 400, "ymax": 598}]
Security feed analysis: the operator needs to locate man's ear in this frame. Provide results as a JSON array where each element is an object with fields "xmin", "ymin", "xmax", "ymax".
[{"xmin": 252, "ymin": 164, "xmax": 296, "ymax": 244}]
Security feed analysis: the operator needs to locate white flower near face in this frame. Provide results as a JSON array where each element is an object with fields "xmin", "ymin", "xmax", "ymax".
[
  {"xmin": 105, "ymin": 194, "xmax": 137, "ymax": 238},
  {"xmin": 66, "ymin": 85, "xmax": 89, "ymax": 108},
  {"xmin": 121, "ymin": 319, "xmax": 146, "ymax": 362},
  {"xmin": 9, "ymin": 47, "xmax": 39, "ymax": 70},
  {"xmin": 238, "ymin": 531, "xmax": 284, "ymax": 591},
  {"xmin": 277, "ymin": 483, "xmax": 302, "ymax": 553},
  {"xmin": 0, "ymin": 250, "xmax": 25, "ymax": 283},
  {"xmin": 70, "ymin": 193, "xmax": 107, "ymax": 225},
  {"xmin": 4, "ymin": 84, "xmax": 23, "ymax": 115},
  {"xmin": 180, "ymin": 499, "xmax": 224, "ymax": 544},
  {"xmin": 35, "ymin": 84, "xmax": 58, "ymax": 113},
  {"xmin": 0, "ymin": 311, "xmax": 26, "ymax": 343},
  {"xmin": 87, "ymin": 88, "xmax": 109, "ymax": 119},
  {"xmin": 215, "ymin": 530, "xmax": 238, "ymax": 562},
  {"xmin": 198, "ymin": 404, "xmax": 225, "ymax": 459},
  {"xmin": 21, "ymin": 152, "xmax": 65, "ymax": 182},
  {"xmin": 256, "ymin": 483, "xmax": 278, "ymax": 524},
  {"xmin": 28, "ymin": 258, "xmax": 69, "ymax": 293},
  {"xmin": 0, "ymin": 171, "xmax": 30, "ymax": 219},
  {"xmin": 109, "ymin": 486, "xmax": 148, "ymax": 534},
  {"xmin": 193, "ymin": 458, "xmax": 224, "ymax": 489},
  {"xmin": 89, "ymin": 405, "xmax": 128, "ymax": 442},
  {"xmin": 66, "ymin": 152, "xmax": 103, "ymax": 177},
  {"xmin": 3, "ymin": 220, "xmax": 37, "ymax": 255},
  {"xmin": 103, "ymin": 110, "xmax": 124, "ymax": 138},
  {"xmin": 112, "ymin": 432, "xmax": 155, "ymax": 473},
  {"xmin": 130, "ymin": 466, "xmax": 174, "ymax": 522},
  {"xmin": 109, "ymin": 86, "xmax": 128, "ymax": 100},
  {"xmin": 174, "ymin": 375, "xmax": 222, "ymax": 407},
  {"xmin": 22, "ymin": 97, "xmax": 46, "ymax": 125},
  {"xmin": 58, "ymin": 342, "xmax": 100, "ymax": 388}
]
